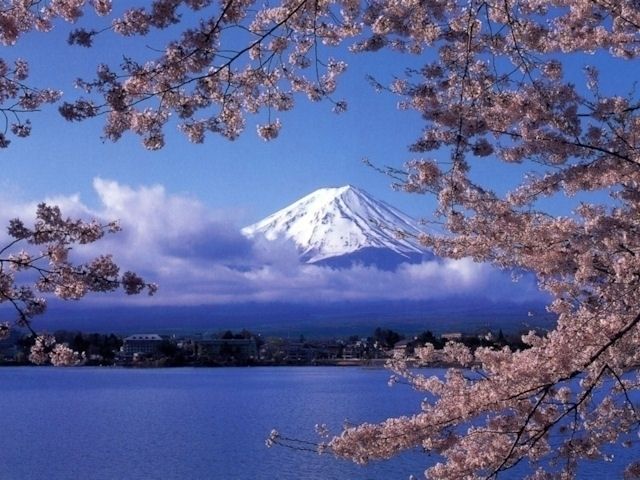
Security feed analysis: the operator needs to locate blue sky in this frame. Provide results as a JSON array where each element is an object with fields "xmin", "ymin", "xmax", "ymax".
[
  {"xmin": 0, "ymin": 5, "xmax": 627, "ymax": 312},
  {"xmin": 5, "ymin": 11, "xmax": 435, "ymax": 225},
  {"xmin": 6, "ymin": 6, "xmax": 622, "ymax": 222}
]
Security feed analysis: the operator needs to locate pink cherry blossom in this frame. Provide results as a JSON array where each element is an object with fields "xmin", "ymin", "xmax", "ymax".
[
  {"xmin": 0, "ymin": 0, "xmax": 639, "ymax": 476},
  {"xmin": 0, "ymin": 203, "xmax": 154, "ymax": 366}
]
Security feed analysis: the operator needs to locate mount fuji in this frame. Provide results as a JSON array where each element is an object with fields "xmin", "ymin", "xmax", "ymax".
[
  {"xmin": 242, "ymin": 185, "xmax": 433, "ymax": 269},
  {"xmin": 36, "ymin": 186, "xmax": 549, "ymax": 334}
]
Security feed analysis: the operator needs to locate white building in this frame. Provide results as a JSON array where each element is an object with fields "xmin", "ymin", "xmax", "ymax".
[{"xmin": 121, "ymin": 334, "xmax": 164, "ymax": 356}]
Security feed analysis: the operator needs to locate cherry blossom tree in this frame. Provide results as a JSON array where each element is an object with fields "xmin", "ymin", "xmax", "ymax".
[
  {"xmin": 324, "ymin": 1, "xmax": 640, "ymax": 477},
  {"xmin": 1, "ymin": 0, "xmax": 640, "ymax": 477},
  {"xmin": 0, "ymin": 203, "xmax": 155, "ymax": 365},
  {"xmin": 0, "ymin": 0, "xmax": 354, "ymax": 148}
]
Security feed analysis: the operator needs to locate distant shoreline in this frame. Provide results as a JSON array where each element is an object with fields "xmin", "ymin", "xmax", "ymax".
[
  {"xmin": 0, "ymin": 358, "xmax": 390, "ymax": 368},
  {"xmin": 0, "ymin": 358, "xmax": 467, "ymax": 369}
]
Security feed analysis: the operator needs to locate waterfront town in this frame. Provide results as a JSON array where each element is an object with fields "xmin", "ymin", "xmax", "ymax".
[{"xmin": 0, "ymin": 327, "xmax": 527, "ymax": 367}]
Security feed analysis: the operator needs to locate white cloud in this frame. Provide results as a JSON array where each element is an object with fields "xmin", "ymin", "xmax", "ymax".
[{"xmin": 0, "ymin": 178, "xmax": 543, "ymax": 307}]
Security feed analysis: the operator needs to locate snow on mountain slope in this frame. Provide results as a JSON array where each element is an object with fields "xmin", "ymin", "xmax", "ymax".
[{"xmin": 242, "ymin": 185, "xmax": 429, "ymax": 265}]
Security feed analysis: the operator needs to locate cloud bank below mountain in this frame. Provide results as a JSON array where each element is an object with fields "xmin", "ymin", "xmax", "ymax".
[{"xmin": 0, "ymin": 178, "xmax": 545, "ymax": 308}]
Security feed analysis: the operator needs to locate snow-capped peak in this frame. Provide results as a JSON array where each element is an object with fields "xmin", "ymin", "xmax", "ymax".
[{"xmin": 242, "ymin": 185, "xmax": 427, "ymax": 264}]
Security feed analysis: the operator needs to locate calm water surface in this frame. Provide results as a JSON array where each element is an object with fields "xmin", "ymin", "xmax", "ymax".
[
  {"xmin": 0, "ymin": 367, "xmax": 429, "ymax": 480},
  {"xmin": 0, "ymin": 367, "xmax": 634, "ymax": 479}
]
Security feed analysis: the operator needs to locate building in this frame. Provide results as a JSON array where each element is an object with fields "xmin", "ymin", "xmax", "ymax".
[
  {"xmin": 441, "ymin": 332, "xmax": 463, "ymax": 342},
  {"xmin": 392, "ymin": 339, "xmax": 413, "ymax": 356},
  {"xmin": 121, "ymin": 334, "xmax": 164, "ymax": 357}
]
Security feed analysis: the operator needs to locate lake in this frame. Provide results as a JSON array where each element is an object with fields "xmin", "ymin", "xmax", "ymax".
[{"xmin": 0, "ymin": 367, "xmax": 634, "ymax": 479}]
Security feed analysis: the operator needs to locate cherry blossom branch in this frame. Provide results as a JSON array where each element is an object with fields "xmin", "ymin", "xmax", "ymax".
[{"xmin": 0, "ymin": 203, "xmax": 156, "ymax": 364}]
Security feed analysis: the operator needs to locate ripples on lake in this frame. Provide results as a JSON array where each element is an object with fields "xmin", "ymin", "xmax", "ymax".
[
  {"xmin": 0, "ymin": 367, "xmax": 634, "ymax": 479},
  {"xmin": 1, "ymin": 367, "xmax": 430, "ymax": 480}
]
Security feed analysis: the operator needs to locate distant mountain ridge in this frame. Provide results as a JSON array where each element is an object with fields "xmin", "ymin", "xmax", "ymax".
[
  {"xmin": 37, "ymin": 299, "xmax": 553, "ymax": 336},
  {"xmin": 242, "ymin": 185, "xmax": 432, "ymax": 269}
]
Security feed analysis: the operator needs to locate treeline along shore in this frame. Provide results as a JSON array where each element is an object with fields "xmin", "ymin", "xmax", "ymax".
[{"xmin": 0, "ymin": 327, "xmax": 531, "ymax": 368}]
